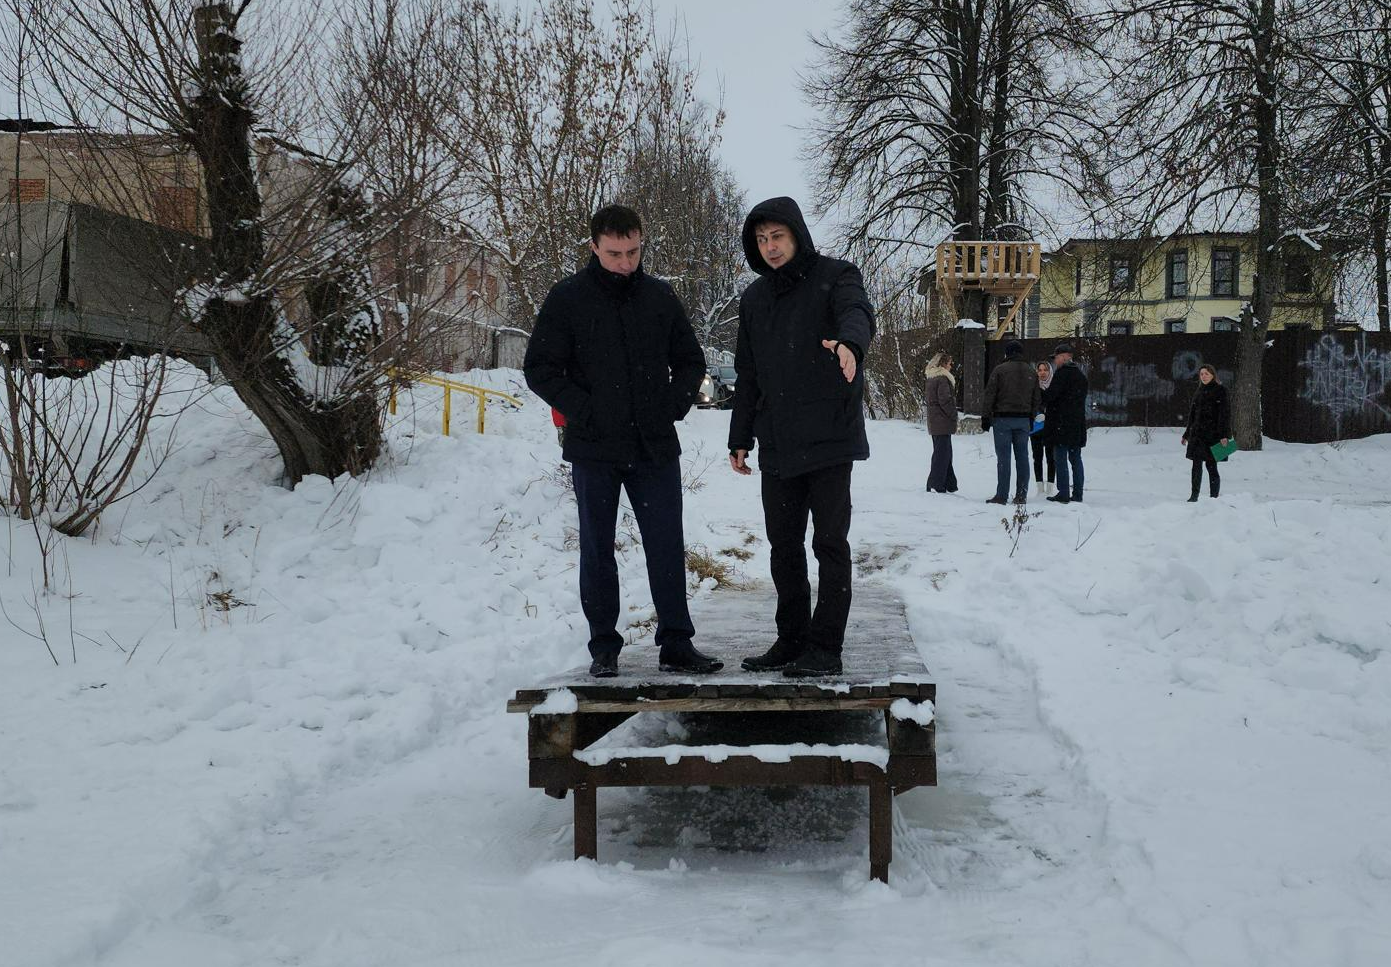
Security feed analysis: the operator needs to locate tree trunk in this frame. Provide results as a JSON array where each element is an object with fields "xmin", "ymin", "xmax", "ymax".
[
  {"xmin": 1234, "ymin": 0, "xmax": 1283, "ymax": 451},
  {"xmin": 190, "ymin": 3, "xmax": 380, "ymax": 484}
]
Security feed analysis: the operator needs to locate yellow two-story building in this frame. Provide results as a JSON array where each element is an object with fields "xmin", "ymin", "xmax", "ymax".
[{"xmin": 1033, "ymin": 233, "xmax": 1337, "ymax": 338}]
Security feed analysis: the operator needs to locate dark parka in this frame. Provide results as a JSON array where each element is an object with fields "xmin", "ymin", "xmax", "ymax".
[
  {"xmin": 1041, "ymin": 360, "xmax": 1089, "ymax": 448},
  {"xmin": 524, "ymin": 256, "xmax": 706, "ymax": 464},
  {"xmin": 1184, "ymin": 381, "xmax": 1231, "ymax": 460},
  {"xmin": 727, "ymin": 197, "xmax": 876, "ymax": 477},
  {"xmin": 925, "ymin": 370, "xmax": 958, "ymax": 436}
]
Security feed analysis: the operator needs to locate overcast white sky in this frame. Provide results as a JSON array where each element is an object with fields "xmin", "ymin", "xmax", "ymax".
[{"xmin": 646, "ymin": 0, "xmax": 846, "ymax": 235}]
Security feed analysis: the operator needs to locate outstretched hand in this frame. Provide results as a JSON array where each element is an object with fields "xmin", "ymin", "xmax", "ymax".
[{"xmin": 822, "ymin": 339, "xmax": 856, "ymax": 382}]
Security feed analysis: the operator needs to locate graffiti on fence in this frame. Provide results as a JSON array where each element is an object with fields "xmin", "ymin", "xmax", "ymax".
[
  {"xmin": 1088, "ymin": 357, "xmax": 1176, "ymax": 423},
  {"xmin": 1297, "ymin": 335, "xmax": 1391, "ymax": 436}
]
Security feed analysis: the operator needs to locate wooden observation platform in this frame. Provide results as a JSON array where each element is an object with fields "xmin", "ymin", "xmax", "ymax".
[
  {"xmin": 506, "ymin": 584, "xmax": 935, "ymax": 882},
  {"xmin": 935, "ymin": 240, "xmax": 1042, "ymax": 339}
]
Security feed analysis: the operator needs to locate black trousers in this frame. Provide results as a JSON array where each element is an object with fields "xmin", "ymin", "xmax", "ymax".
[
  {"xmin": 572, "ymin": 457, "xmax": 695, "ymax": 659},
  {"xmin": 1031, "ymin": 434, "xmax": 1055, "ymax": 482},
  {"xmin": 1191, "ymin": 455, "xmax": 1220, "ymax": 496},
  {"xmin": 926, "ymin": 434, "xmax": 958, "ymax": 492},
  {"xmin": 761, "ymin": 463, "xmax": 853, "ymax": 656}
]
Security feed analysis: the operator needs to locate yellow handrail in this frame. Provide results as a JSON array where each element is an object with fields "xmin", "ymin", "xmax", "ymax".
[{"xmin": 387, "ymin": 370, "xmax": 522, "ymax": 436}]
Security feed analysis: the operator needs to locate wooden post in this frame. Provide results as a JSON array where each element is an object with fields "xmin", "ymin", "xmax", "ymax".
[
  {"xmin": 573, "ymin": 784, "xmax": 597, "ymax": 861},
  {"xmin": 869, "ymin": 777, "xmax": 891, "ymax": 883},
  {"xmin": 476, "ymin": 392, "xmax": 486, "ymax": 435},
  {"xmin": 960, "ymin": 323, "xmax": 986, "ymax": 420},
  {"xmin": 442, "ymin": 386, "xmax": 451, "ymax": 436}
]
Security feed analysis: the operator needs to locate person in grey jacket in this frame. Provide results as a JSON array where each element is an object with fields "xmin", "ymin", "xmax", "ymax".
[
  {"xmin": 924, "ymin": 352, "xmax": 958, "ymax": 493},
  {"xmin": 981, "ymin": 340, "xmax": 1042, "ymax": 504}
]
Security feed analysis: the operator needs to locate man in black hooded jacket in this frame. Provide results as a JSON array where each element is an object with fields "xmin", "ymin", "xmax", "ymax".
[
  {"xmin": 524, "ymin": 205, "xmax": 721, "ymax": 678},
  {"xmin": 727, "ymin": 197, "xmax": 875, "ymax": 677}
]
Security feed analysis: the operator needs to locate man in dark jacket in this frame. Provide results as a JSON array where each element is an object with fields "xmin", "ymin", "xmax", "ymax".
[
  {"xmin": 981, "ymin": 340, "xmax": 1041, "ymax": 504},
  {"xmin": 727, "ymin": 197, "xmax": 875, "ymax": 677},
  {"xmin": 1042, "ymin": 343, "xmax": 1089, "ymax": 504},
  {"xmin": 524, "ymin": 205, "xmax": 722, "ymax": 678}
]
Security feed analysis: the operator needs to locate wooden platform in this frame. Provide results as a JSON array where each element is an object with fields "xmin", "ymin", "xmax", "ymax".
[{"xmin": 506, "ymin": 583, "xmax": 936, "ymax": 881}]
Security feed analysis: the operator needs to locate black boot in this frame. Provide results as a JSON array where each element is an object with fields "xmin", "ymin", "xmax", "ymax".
[
  {"xmin": 1187, "ymin": 492, "xmax": 1199, "ymax": 503},
  {"xmin": 741, "ymin": 637, "xmax": 804, "ymax": 672},
  {"xmin": 782, "ymin": 647, "xmax": 843, "ymax": 678},
  {"xmin": 658, "ymin": 642, "xmax": 724, "ymax": 674},
  {"xmin": 589, "ymin": 652, "xmax": 619, "ymax": 678}
]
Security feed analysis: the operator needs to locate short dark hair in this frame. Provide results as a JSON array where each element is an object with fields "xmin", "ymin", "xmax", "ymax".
[{"xmin": 590, "ymin": 205, "xmax": 642, "ymax": 242}]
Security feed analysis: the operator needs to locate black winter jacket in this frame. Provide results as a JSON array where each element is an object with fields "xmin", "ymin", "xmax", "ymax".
[
  {"xmin": 983, "ymin": 358, "xmax": 1042, "ymax": 419},
  {"xmin": 1184, "ymin": 382, "xmax": 1231, "ymax": 460},
  {"xmin": 727, "ymin": 197, "xmax": 876, "ymax": 477},
  {"xmin": 524, "ymin": 256, "xmax": 706, "ymax": 464},
  {"xmin": 1041, "ymin": 360, "xmax": 1089, "ymax": 448}
]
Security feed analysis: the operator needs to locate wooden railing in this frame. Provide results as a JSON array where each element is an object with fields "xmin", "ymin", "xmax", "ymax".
[{"xmin": 935, "ymin": 241, "xmax": 1041, "ymax": 293}]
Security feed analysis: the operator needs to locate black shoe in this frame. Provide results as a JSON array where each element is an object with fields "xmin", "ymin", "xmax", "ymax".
[
  {"xmin": 1072, "ymin": 494, "xmax": 1083, "ymax": 502},
  {"xmin": 741, "ymin": 637, "xmax": 804, "ymax": 672},
  {"xmin": 1013, "ymin": 493, "xmax": 1027, "ymax": 504},
  {"xmin": 986, "ymin": 495, "xmax": 1007, "ymax": 505},
  {"xmin": 659, "ymin": 644, "xmax": 724, "ymax": 674},
  {"xmin": 782, "ymin": 648, "xmax": 843, "ymax": 677},
  {"xmin": 1187, "ymin": 493, "xmax": 1199, "ymax": 502},
  {"xmin": 589, "ymin": 653, "xmax": 619, "ymax": 678},
  {"xmin": 1046, "ymin": 494, "xmax": 1070, "ymax": 504}
]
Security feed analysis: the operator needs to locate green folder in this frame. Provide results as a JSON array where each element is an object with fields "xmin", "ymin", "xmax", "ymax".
[{"xmin": 1210, "ymin": 439, "xmax": 1237, "ymax": 462}]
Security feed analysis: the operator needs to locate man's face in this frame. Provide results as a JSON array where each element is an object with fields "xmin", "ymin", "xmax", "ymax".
[
  {"xmin": 1054, "ymin": 352, "xmax": 1072, "ymax": 366},
  {"xmin": 755, "ymin": 222, "xmax": 797, "ymax": 270},
  {"xmin": 591, "ymin": 231, "xmax": 642, "ymax": 276}
]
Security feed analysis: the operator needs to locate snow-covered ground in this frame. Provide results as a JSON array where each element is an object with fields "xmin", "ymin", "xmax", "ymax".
[{"xmin": 3, "ymin": 363, "xmax": 1390, "ymax": 966}]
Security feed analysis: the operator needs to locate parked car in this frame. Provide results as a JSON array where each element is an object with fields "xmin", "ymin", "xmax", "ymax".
[{"xmin": 696, "ymin": 364, "xmax": 737, "ymax": 409}]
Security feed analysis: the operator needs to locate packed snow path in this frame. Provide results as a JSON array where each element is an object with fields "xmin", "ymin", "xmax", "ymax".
[{"xmin": 3, "ymin": 364, "xmax": 1390, "ymax": 966}]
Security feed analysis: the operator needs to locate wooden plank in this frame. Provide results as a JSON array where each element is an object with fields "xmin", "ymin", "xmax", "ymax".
[
  {"xmin": 869, "ymin": 778, "xmax": 892, "ymax": 882},
  {"xmin": 516, "ymin": 697, "xmax": 901, "ymax": 714},
  {"xmin": 507, "ymin": 583, "xmax": 929, "ymax": 708},
  {"xmin": 573, "ymin": 785, "xmax": 597, "ymax": 860},
  {"xmin": 531, "ymin": 754, "xmax": 888, "ymax": 790},
  {"xmin": 884, "ymin": 714, "xmax": 936, "ymax": 757}
]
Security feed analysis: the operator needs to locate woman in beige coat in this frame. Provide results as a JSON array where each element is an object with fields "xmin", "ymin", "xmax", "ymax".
[{"xmin": 924, "ymin": 352, "xmax": 959, "ymax": 492}]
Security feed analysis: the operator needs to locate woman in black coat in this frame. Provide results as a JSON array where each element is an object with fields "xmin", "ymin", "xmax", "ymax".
[
  {"xmin": 923, "ymin": 352, "xmax": 958, "ymax": 492},
  {"xmin": 1182, "ymin": 364, "xmax": 1231, "ymax": 501}
]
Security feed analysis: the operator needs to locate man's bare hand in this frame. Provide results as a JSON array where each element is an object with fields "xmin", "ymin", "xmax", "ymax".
[
  {"xmin": 822, "ymin": 339, "xmax": 856, "ymax": 382},
  {"xmin": 729, "ymin": 449, "xmax": 752, "ymax": 475}
]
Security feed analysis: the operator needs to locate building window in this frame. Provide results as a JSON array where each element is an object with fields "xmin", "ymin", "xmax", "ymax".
[
  {"xmin": 1108, "ymin": 321, "xmax": 1133, "ymax": 336},
  {"xmin": 1164, "ymin": 318, "xmax": 1187, "ymax": 334},
  {"xmin": 1212, "ymin": 247, "xmax": 1239, "ymax": 297},
  {"xmin": 1081, "ymin": 302, "xmax": 1101, "ymax": 337},
  {"xmin": 1166, "ymin": 250, "xmax": 1188, "ymax": 298},
  {"xmin": 1109, "ymin": 256, "xmax": 1133, "ymax": 292},
  {"xmin": 1211, "ymin": 316, "xmax": 1239, "ymax": 332},
  {"xmin": 1074, "ymin": 258, "xmax": 1083, "ymax": 296},
  {"xmin": 1284, "ymin": 254, "xmax": 1313, "ymax": 294},
  {"xmin": 7, "ymin": 178, "xmax": 47, "ymax": 202}
]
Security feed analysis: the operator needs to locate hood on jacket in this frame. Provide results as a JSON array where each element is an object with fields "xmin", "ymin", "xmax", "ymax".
[{"xmin": 742, "ymin": 196, "xmax": 818, "ymax": 276}]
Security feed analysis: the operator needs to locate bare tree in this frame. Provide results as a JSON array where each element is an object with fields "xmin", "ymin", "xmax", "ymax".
[
  {"xmin": 23, "ymin": 0, "xmax": 470, "ymax": 484},
  {"xmin": 1098, "ymin": 0, "xmax": 1354, "ymax": 449},
  {"xmin": 804, "ymin": 0, "xmax": 1100, "ymax": 325},
  {"xmin": 614, "ymin": 33, "xmax": 747, "ymax": 351}
]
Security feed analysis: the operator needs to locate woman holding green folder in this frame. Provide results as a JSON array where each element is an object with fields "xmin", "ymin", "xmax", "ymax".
[{"xmin": 1182, "ymin": 364, "xmax": 1231, "ymax": 501}]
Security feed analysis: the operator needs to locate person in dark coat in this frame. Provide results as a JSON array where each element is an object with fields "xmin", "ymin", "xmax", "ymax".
[
  {"xmin": 727, "ymin": 196, "xmax": 875, "ymax": 678},
  {"xmin": 1030, "ymin": 360, "xmax": 1056, "ymax": 496},
  {"xmin": 924, "ymin": 352, "xmax": 958, "ymax": 493},
  {"xmin": 981, "ymin": 340, "xmax": 1041, "ymax": 504},
  {"xmin": 1043, "ymin": 343, "xmax": 1089, "ymax": 504},
  {"xmin": 524, "ymin": 204, "xmax": 722, "ymax": 678},
  {"xmin": 1182, "ymin": 363, "xmax": 1231, "ymax": 501}
]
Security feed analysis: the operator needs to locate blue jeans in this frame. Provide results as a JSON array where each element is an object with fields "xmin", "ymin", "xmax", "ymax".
[
  {"xmin": 991, "ymin": 417, "xmax": 1031, "ymax": 500},
  {"xmin": 1054, "ymin": 445, "xmax": 1085, "ymax": 500},
  {"xmin": 571, "ymin": 457, "xmax": 695, "ymax": 659}
]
